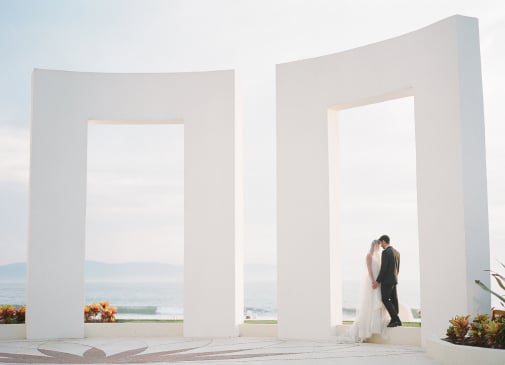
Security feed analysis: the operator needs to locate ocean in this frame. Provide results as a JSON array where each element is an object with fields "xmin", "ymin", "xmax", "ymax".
[{"xmin": 0, "ymin": 280, "xmax": 420, "ymax": 321}]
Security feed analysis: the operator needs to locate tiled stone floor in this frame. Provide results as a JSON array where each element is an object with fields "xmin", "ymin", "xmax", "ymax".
[{"xmin": 0, "ymin": 337, "xmax": 440, "ymax": 364}]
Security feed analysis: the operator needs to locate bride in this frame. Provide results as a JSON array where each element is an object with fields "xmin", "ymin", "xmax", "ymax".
[{"xmin": 348, "ymin": 239, "xmax": 387, "ymax": 342}]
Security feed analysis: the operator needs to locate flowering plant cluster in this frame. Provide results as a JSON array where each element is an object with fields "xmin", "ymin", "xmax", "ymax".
[
  {"xmin": 445, "ymin": 260, "xmax": 505, "ymax": 349},
  {"xmin": 84, "ymin": 301, "xmax": 117, "ymax": 323},
  {"xmin": 446, "ymin": 313, "xmax": 505, "ymax": 349},
  {"xmin": 0, "ymin": 304, "xmax": 26, "ymax": 324}
]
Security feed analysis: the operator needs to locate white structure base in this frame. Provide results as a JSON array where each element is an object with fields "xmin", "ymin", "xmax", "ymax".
[
  {"xmin": 0, "ymin": 324, "xmax": 26, "ymax": 340},
  {"xmin": 426, "ymin": 338, "xmax": 505, "ymax": 365},
  {"xmin": 334, "ymin": 325, "xmax": 421, "ymax": 346},
  {"xmin": 1, "ymin": 323, "xmax": 421, "ymax": 345},
  {"xmin": 84, "ymin": 323, "xmax": 184, "ymax": 338},
  {"xmin": 239, "ymin": 324, "xmax": 278, "ymax": 338}
]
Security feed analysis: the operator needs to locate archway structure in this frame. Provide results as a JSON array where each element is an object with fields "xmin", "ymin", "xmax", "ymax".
[
  {"xmin": 276, "ymin": 15, "xmax": 490, "ymax": 341},
  {"xmin": 28, "ymin": 70, "xmax": 242, "ymax": 339},
  {"xmin": 28, "ymin": 15, "xmax": 490, "ymax": 344}
]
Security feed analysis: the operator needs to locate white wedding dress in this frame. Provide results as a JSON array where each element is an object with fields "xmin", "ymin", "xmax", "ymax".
[{"xmin": 347, "ymin": 250, "xmax": 388, "ymax": 342}]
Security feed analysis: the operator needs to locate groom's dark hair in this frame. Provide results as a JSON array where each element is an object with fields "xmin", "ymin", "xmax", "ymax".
[{"xmin": 379, "ymin": 235, "xmax": 390, "ymax": 244}]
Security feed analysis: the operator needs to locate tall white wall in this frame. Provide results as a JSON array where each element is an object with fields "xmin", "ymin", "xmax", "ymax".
[
  {"xmin": 28, "ymin": 70, "xmax": 241, "ymax": 339},
  {"xmin": 276, "ymin": 15, "xmax": 490, "ymax": 341}
]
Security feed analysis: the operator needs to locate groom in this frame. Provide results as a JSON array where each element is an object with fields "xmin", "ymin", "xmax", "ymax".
[{"xmin": 372, "ymin": 234, "xmax": 402, "ymax": 327}]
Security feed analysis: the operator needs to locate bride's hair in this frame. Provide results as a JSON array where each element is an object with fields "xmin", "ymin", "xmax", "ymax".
[{"xmin": 369, "ymin": 239, "xmax": 380, "ymax": 255}]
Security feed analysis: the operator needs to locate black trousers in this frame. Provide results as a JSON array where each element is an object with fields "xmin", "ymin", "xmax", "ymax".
[{"xmin": 381, "ymin": 283, "xmax": 401, "ymax": 323}]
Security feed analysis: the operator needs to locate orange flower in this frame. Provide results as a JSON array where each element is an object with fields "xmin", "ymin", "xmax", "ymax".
[{"xmin": 83, "ymin": 301, "xmax": 117, "ymax": 323}]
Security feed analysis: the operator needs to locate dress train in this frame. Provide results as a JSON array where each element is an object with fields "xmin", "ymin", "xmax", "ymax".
[{"xmin": 337, "ymin": 251, "xmax": 388, "ymax": 343}]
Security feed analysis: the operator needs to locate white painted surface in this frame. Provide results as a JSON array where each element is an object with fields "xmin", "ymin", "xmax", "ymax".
[
  {"xmin": 334, "ymin": 324, "xmax": 421, "ymax": 346},
  {"xmin": 84, "ymin": 323, "xmax": 183, "ymax": 338},
  {"xmin": 28, "ymin": 70, "xmax": 241, "ymax": 339},
  {"xmin": 277, "ymin": 15, "xmax": 490, "ymax": 341},
  {"xmin": 0, "ymin": 323, "xmax": 420, "ymax": 345},
  {"xmin": 239, "ymin": 324, "xmax": 278, "ymax": 337},
  {"xmin": 0, "ymin": 324, "xmax": 25, "ymax": 340},
  {"xmin": 426, "ymin": 338, "xmax": 505, "ymax": 365}
]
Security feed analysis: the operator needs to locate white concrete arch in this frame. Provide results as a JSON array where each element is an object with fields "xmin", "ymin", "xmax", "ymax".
[
  {"xmin": 28, "ymin": 70, "xmax": 242, "ymax": 339},
  {"xmin": 276, "ymin": 15, "xmax": 490, "ymax": 342}
]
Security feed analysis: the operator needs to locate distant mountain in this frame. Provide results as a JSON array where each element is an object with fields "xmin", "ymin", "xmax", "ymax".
[
  {"xmin": 0, "ymin": 261, "xmax": 183, "ymax": 283},
  {"xmin": 85, "ymin": 261, "xmax": 183, "ymax": 283},
  {"xmin": 0, "ymin": 261, "xmax": 276, "ymax": 283},
  {"xmin": 0, "ymin": 263, "xmax": 26, "ymax": 282}
]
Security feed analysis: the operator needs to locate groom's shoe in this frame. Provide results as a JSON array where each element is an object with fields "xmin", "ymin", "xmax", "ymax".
[{"xmin": 387, "ymin": 321, "xmax": 402, "ymax": 327}]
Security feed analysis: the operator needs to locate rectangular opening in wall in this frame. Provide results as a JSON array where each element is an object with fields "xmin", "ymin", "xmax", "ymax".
[
  {"xmin": 241, "ymin": 67, "xmax": 277, "ymax": 322},
  {"xmin": 0, "ymin": 128, "xmax": 29, "ymax": 321},
  {"xmin": 338, "ymin": 96, "xmax": 421, "ymax": 325},
  {"xmin": 85, "ymin": 122, "xmax": 184, "ymax": 322}
]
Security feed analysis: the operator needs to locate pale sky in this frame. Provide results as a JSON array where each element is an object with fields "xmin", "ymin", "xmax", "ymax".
[{"xmin": 1, "ymin": 0, "xmax": 504, "ymax": 282}]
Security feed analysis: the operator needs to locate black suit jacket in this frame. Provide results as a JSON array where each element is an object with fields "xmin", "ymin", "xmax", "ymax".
[{"xmin": 376, "ymin": 246, "xmax": 400, "ymax": 285}]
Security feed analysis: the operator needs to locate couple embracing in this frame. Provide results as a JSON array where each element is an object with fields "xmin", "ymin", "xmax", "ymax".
[{"xmin": 349, "ymin": 234, "xmax": 402, "ymax": 342}]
